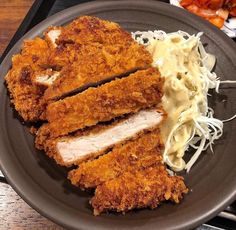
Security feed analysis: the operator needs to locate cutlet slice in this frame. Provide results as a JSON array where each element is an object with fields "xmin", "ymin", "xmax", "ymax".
[
  {"xmin": 36, "ymin": 109, "xmax": 164, "ymax": 166},
  {"xmin": 5, "ymin": 38, "xmax": 51, "ymax": 121},
  {"xmin": 91, "ymin": 165, "xmax": 188, "ymax": 215},
  {"xmin": 55, "ymin": 16, "xmax": 134, "ymax": 46},
  {"xmin": 6, "ymin": 16, "xmax": 153, "ymax": 121},
  {"xmin": 42, "ymin": 68, "xmax": 164, "ymax": 138},
  {"xmin": 68, "ymin": 128, "xmax": 163, "ymax": 189},
  {"xmin": 43, "ymin": 41, "xmax": 152, "ymax": 100},
  {"xmin": 39, "ymin": 15, "xmax": 152, "ymax": 99},
  {"xmin": 42, "ymin": 16, "xmax": 138, "ymax": 71}
]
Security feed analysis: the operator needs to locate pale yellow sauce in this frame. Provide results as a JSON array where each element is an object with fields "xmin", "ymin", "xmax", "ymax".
[{"xmin": 147, "ymin": 34, "xmax": 207, "ymax": 171}]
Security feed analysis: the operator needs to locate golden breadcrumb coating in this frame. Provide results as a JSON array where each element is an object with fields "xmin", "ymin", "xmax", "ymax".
[
  {"xmin": 39, "ymin": 68, "xmax": 163, "ymax": 138},
  {"xmin": 68, "ymin": 128, "xmax": 163, "ymax": 189},
  {"xmin": 91, "ymin": 165, "xmax": 188, "ymax": 215},
  {"xmin": 5, "ymin": 16, "xmax": 152, "ymax": 122},
  {"xmin": 45, "ymin": 16, "xmax": 150, "ymax": 70},
  {"xmin": 5, "ymin": 38, "xmax": 51, "ymax": 121},
  {"xmin": 44, "ymin": 41, "xmax": 152, "ymax": 100},
  {"xmin": 56, "ymin": 16, "xmax": 133, "ymax": 46}
]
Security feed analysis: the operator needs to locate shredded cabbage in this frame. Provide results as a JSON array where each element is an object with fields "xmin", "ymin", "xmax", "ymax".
[{"xmin": 132, "ymin": 30, "xmax": 236, "ymax": 172}]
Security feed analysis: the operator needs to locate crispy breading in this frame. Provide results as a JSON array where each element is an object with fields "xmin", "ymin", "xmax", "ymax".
[
  {"xmin": 35, "ymin": 109, "xmax": 164, "ymax": 167},
  {"xmin": 46, "ymin": 43, "xmax": 79, "ymax": 69},
  {"xmin": 39, "ymin": 68, "xmax": 164, "ymax": 138},
  {"xmin": 5, "ymin": 38, "xmax": 51, "ymax": 121},
  {"xmin": 44, "ymin": 41, "xmax": 152, "ymax": 100},
  {"xmin": 6, "ymin": 16, "xmax": 152, "ymax": 121},
  {"xmin": 43, "ymin": 16, "xmax": 150, "ymax": 71},
  {"xmin": 68, "ymin": 128, "xmax": 163, "ymax": 189},
  {"xmin": 56, "ymin": 16, "xmax": 133, "ymax": 46},
  {"xmin": 91, "ymin": 165, "xmax": 188, "ymax": 215}
]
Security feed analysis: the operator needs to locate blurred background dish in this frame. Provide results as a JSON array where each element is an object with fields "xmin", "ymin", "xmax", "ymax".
[{"xmin": 170, "ymin": 0, "xmax": 236, "ymax": 37}]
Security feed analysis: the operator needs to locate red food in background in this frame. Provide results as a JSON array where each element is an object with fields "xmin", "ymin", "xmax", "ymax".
[
  {"xmin": 230, "ymin": 7, "xmax": 236, "ymax": 16},
  {"xmin": 207, "ymin": 0, "xmax": 225, "ymax": 9},
  {"xmin": 180, "ymin": 0, "xmax": 235, "ymax": 28},
  {"xmin": 225, "ymin": 0, "xmax": 236, "ymax": 16}
]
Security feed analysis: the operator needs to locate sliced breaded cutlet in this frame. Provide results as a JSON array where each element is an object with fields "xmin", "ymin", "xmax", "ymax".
[
  {"xmin": 35, "ymin": 109, "xmax": 165, "ymax": 166},
  {"xmin": 68, "ymin": 128, "xmax": 164, "ymax": 189},
  {"xmin": 91, "ymin": 164, "xmax": 188, "ymax": 215},
  {"xmin": 53, "ymin": 16, "xmax": 134, "ymax": 46},
  {"xmin": 37, "ymin": 68, "xmax": 164, "ymax": 139},
  {"xmin": 5, "ymin": 16, "xmax": 152, "ymax": 122},
  {"xmin": 39, "ymin": 16, "xmax": 152, "ymax": 99},
  {"xmin": 43, "ymin": 41, "xmax": 152, "ymax": 100},
  {"xmin": 42, "ymin": 16, "xmax": 151, "ymax": 72},
  {"xmin": 5, "ymin": 38, "xmax": 51, "ymax": 121}
]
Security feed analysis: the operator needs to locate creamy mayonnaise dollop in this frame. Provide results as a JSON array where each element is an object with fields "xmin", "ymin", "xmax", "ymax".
[{"xmin": 147, "ymin": 33, "xmax": 208, "ymax": 171}]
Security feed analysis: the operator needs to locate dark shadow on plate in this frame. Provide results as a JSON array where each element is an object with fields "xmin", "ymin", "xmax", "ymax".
[
  {"xmin": 62, "ymin": 179, "xmax": 92, "ymax": 199},
  {"xmin": 203, "ymin": 42, "xmax": 217, "ymax": 72},
  {"xmin": 36, "ymin": 148, "xmax": 70, "ymax": 180},
  {"xmin": 36, "ymin": 147, "xmax": 91, "ymax": 198},
  {"xmin": 209, "ymin": 90, "xmax": 228, "ymax": 108}
]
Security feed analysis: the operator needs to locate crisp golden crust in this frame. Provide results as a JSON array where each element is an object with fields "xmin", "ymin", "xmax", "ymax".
[
  {"xmin": 35, "ymin": 109, "xmax": 165, "ymax": 167},
  {"xmin": 44, "ymin": 41, "xmax": 152, "ymax": 100},
  {"xmin": 5, "ymin": 15, "xmax": 188, "ymax": 216},
  {"xmin": 45, "ymin": 16, "xmax": 148, "ymax": 70},
  {"xmin": 40, "ymin": 68, "xmax": 163, "ymax": 138},
  {"xmin": 56, "ymin": 16, "xmax": 133, "ymax": 46},
  {"xmin": 91, "ymin": 165, "xmax": 188, "ymax": 215},
  {"xmin": 5, "ymin": 16, "xmax": 152, "ymax": 122},
  {"xmin": 5, "ymin": 38, "xmax": 51, "ymax": 121},
  {"xmin": 68, "ymin": 128, "xmax": 163, "ymax": 189}
]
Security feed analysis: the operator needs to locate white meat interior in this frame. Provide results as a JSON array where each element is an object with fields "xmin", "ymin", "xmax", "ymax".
[
  {"xmin": 57, "ymin": 109, "xmax": 163, "ymax": 164},
  {"xmin": 47, "ymin": 29, "xmax": 61, "ymax": 47},
  {"xmin": 35, "ymin": 72, "xmax": 60, "ymax": 86}
]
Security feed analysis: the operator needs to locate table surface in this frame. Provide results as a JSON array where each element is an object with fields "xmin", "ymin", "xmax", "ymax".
[{"xmin": 0, "ymin": 0, "xmax": 63, "ymax": 229}]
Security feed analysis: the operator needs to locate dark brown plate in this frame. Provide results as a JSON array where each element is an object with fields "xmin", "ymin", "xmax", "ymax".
[{"xmin": 0, "ymin": 1, "xmax": 236, "ymax": 229}]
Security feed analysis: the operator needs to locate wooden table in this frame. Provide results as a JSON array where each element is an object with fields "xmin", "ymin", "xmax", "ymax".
[{"xmin": 0, "ymin": 1, "xmax": 63, "ymax": 229}]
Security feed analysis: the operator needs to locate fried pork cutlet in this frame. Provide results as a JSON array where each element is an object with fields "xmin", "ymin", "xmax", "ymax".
[
  {"xmin": 36, "ymin": 109, "xmax": 164, "ymax": 166},
  {"xmin": 42, "ymin": 16, "xmax": 137, "ymax": 70},
  {"xmin": 55, "ymin": 16, "xmax": 134, "ymax": 46},
  {"xmin": 5, "ymin": 38, "xmax": 51, "ymax": 121},
  {"xmin": 68, "ymin": 128, "xmax": 163, "ymax": 189},
  {"xmin": 38, "ymin": 68, "xmax": 164, "ymax": 139},
  {"xmin": 43, "ymin": 41, "xmax": 152, "ymax": 100},
  {"xmin": 40, "ymin": 16, "xmax": 152, "ymax": 99},
  {"xmin": 91, "ymin": 165, "xmax": 188, "ymax": 215},
  {"xmin": 6, "ymin": 16, "xmax": 152, "ymax": 122}
]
